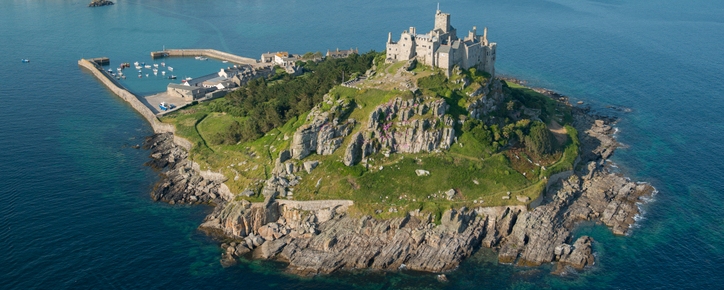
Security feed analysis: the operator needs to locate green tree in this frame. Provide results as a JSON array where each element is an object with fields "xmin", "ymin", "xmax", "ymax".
[{"xmin": 524, "ymin": 121, "xmax": 557, "ymax": 157}]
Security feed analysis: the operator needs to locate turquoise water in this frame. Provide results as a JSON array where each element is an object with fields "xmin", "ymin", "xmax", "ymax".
[{"xmin": 1, "ymin": 0, "xmax": 723, "ymax": 288}]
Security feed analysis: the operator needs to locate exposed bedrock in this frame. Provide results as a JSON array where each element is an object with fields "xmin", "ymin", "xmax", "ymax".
[{"xmin": 143, "ymin": 133, "xmax": 232, "ymax": 205}]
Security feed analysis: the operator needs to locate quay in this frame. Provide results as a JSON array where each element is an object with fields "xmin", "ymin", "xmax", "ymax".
[{"xmin": 150, "ymin": 48, "xmax": 258, "ymax": 65}]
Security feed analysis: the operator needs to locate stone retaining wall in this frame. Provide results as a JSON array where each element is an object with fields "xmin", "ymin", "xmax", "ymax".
[
  {"xmin": 78, "ymin": 58, "xmax": 192, "ymax": 150},
  {"xmin": 277, "ymin": 199, "xmax": 354, "ymax": 212}
]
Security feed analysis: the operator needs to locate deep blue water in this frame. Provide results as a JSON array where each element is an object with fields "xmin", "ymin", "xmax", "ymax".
[{"xmin": 2, "ymin": 0, "xmax": 723, "ymax": 289}]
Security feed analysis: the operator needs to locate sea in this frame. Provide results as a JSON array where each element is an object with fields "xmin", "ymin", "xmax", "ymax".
[{"xmin": 1, "ymin": 0, "xmax": 723, "ymax": 289}]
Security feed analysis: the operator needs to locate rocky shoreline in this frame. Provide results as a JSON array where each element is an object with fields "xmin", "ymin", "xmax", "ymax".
[{"xmin": 143, "ymin": 89, "xmax": 654, "ymax": 277}]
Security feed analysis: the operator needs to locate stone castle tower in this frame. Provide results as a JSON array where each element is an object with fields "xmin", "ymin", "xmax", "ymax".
[{"xmin": 385, "ymin": 9, "xmax": 496, "ymax": 77}]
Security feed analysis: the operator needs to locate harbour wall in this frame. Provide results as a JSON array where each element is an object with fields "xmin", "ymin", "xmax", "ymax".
[
  {"xmin": 151, "ymin": 49, "xmax": 258, "ymax": 65},
  {"xmin": 78, "ymin": 58, "xmax": 192, "ymax": 150}
]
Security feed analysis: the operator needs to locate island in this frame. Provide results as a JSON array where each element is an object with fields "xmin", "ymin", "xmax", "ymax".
[
  {"xmin": 88, "ymin": 0, "xmax": 113, "ymax": 7},
  {"xmin": 82, "ymin": 9, "xmax": 654, "ymax": 278}
]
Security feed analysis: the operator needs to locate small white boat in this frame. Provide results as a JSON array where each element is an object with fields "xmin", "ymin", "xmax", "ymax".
[
  {"xmin": 152, "ymin": 68, "xmax": 158, "ymax": 72},
  {"xmin": 161, "ymin": 71, "xmax": 166, "ymax": 76},
  {"xmin": 198, "ymin": 57, "xmax": 208, "ymax": 61},
  {"xmin": 154, "ymin": 71, "xmax": 158, "ymax": 75},
  {"xmin": 146, "ymin": 74, "xmax": 149, "ymax": 77},
  {"xmin": 194, "ymin": 56, "xmax": 201, "ymax": 60},
  {"xmin": 153, "ymin": 64, "xmax": 159, "ymax": 68},
  {"xmin": 135, "ymin": 65, "xmax": 142, "ymax": 70},
  {"xmin": 185, "ymin": 77, "xmax": 192, "ymax": 80},
  {"xmin": 161, "ymin": 62, "xmax": 166, "ymax": 67},
  {"xmin": 167, "ymin": 66, "xmax": 173, "ymax": 72},
  {"xmin": 144, "ymin": 65, "xmax": 152, "ymax": 69},
  {"xmin": 222, "ymin": 60, "xmax": 228, "ymax": 63},
  {"xmin": 133, "ymin": 61, "xmax": 139, "ymax": 66}
]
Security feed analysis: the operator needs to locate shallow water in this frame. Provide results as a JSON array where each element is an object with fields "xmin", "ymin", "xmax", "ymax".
[{"xmin": 1, "ymin": 0, "xmax": 723, "ymax": 288}]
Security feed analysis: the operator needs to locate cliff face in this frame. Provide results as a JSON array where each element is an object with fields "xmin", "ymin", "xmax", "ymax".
[{"xmin": 290, "ymin": 96, "xmax": 356, "ymax": 160}]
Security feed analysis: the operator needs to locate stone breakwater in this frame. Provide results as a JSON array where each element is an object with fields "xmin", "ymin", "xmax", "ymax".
[
  {"xmin": 144, "ymin": 104, "xmax": 653, "ymax": 276},
  {"xmin": 78, "ymin": 58, "xmax": 192, "ymax": 150}
]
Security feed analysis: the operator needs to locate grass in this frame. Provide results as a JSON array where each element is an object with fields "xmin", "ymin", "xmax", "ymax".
[
  {"xmin": 505, "ymin": 81, "xmax": 572, "ymax": 124},
  {"xmin": 160, "ymin": 98, "xmax": 309, "ymax": 195},
  {"xmin": 291, "ymin": 150, "xmax": 535, "ymax": 221}
]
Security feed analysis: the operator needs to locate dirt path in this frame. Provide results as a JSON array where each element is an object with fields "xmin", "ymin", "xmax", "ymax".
[{"xmin": 548, "ymin": 120, "xmax": 568, "ymax": 144}]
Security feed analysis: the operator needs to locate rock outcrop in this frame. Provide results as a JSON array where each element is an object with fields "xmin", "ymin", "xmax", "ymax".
[
  {"xmin": 343, "ymin": 96, "xmax": 455, "ymax": 166},
  {"xmin": 494, "ymin": 107, "xmax": 654, "ymax": 269},
  {"xmin": 143, "ymin": 133, "xmax": 232, "ymax": 204},
  {"xmin": 467, "ymin": 79, "xmax": 505, "ymax": 119},
  {"xmin": 290, "ymin": 94, "xmax": 355, "ymax": 160}
]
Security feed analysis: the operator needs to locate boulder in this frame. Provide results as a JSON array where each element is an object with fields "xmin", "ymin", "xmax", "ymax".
[{"xmin": 303, "ymin": 160, "xmax": 319, "ymax": 174}]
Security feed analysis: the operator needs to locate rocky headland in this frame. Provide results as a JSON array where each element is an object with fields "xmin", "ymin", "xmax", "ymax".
[{"xmin": 144, "ymin": 94, "xmax": 654, "ymax": 276}]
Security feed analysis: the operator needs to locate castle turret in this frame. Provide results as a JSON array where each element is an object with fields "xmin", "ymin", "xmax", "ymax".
[
  {"xmin": 467, "ymin": 26, "xmax": 477, "ymax": 41},
  {"xmin": 434, "ymin": 10, "xmax": 451, "ymax": 33},
  {"xmin": 483, "ymin": 27, "xmax": 488, "ymax": 45}
]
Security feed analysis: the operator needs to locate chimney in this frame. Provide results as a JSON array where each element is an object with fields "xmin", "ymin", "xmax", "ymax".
[{"xmin": 388, "ymin": 32, "xmax": 392, "ymax": 43}]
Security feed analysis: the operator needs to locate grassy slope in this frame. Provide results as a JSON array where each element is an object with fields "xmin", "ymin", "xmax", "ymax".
[{"xmin": 160, "ymin": 66, "xmax": 579, "ymax": 219}]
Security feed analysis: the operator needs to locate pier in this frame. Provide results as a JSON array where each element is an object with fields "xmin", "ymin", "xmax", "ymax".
[{"xmin": 150, "ymin": 49, "xmax": 258, "ymax": 65}]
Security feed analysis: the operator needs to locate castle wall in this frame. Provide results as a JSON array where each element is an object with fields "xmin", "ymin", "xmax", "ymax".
[{"xmin": 414, "ymin": 37, "xmax": 437, "ymax": 66}]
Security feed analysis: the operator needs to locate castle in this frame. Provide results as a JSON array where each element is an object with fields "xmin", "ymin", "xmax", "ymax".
[{"xmin": 386, "ymin": 9, "xmax": 497, "ymax": 77}]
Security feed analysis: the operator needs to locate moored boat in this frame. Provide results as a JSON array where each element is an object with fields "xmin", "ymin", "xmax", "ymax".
[{"xmin": 167, "ymin": 66, "xmax": 173, "ymax": 71}]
